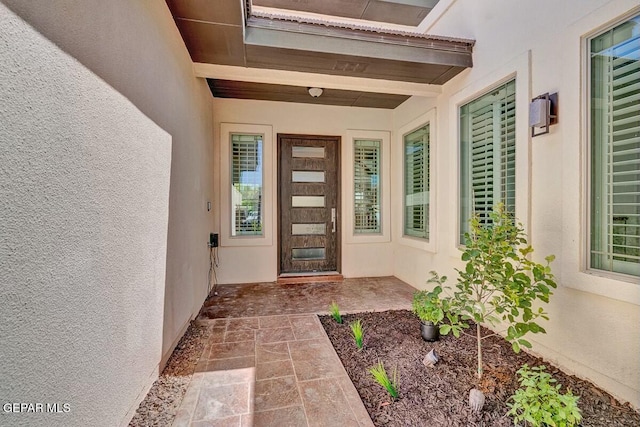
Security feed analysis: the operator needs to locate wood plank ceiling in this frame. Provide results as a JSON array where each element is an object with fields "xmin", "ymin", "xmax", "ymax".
[{"xmin": 166, "ymin": 0, "xmax": 474, "ymax": 109}]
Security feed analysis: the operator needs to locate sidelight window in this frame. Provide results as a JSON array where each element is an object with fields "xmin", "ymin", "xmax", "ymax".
[
  {"xmin": 231, "ymin": 133, "xmax": 263, "ymax": 236},
  {"xmin": 354, "ymin": 139, "xmax": 381, "ymax": 234}
]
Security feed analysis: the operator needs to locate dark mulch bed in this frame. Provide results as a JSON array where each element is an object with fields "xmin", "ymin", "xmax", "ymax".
[{"xmin": 319, "ymin": 310, "xmax": 640, "ymax": 427}]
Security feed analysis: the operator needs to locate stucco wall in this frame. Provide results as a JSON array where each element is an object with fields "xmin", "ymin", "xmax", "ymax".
[
  {"xmin": 212, "ymin": 98, "xmax": 395, "ymax": 283},
  {"xmin": 0, "ymin": 1, "xmax": 213, "ymax": 426},
  {"xmin": 394, "ymin": 0, "xmax": 640, "ymax": 408}
]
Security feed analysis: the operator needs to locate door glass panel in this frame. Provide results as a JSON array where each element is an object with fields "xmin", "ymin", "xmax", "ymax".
[
  {"xmin": 292, "ymin": 146, "xmax": 325, "ymax": 158},
  {"xmin": 292, "ymin": 171, "xmax": 325, "ymax": 183},
  {"xmin": 292, "ymin": 248, "xmax": 325, "ymax": 260},
  {"xmin": 292, "ymin": 223, "xmax": 326, "ymax": 235},
  {"xmin": 292, "ymin": 196, "xmax": 325, "ymax": 207}
]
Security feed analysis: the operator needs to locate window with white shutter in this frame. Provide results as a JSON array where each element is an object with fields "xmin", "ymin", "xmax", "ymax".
[
  {"xmin": 354, "ymin": 139, "xmax": 381, "ymax": 234},
  {"xmin": 589, "ymin": 14, "xmax": 640, "ymax": 277},
  {"xmin": 404, "ymin": 124, "xmax": 430, "ymax": 240},
  {"xmin": 231, "ymin": 134, "xmax": 263, "ymax": 236},
  {"xmin": 459, "ymin": 80, "xmax": 516, "ymax": 244}
]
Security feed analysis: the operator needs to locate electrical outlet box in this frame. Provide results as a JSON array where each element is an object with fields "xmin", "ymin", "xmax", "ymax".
[{"xmin": 209, "ymin": 233, "xmax": 219, "ymax": 247}]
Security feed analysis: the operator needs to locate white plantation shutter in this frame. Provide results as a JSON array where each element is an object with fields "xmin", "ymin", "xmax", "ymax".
[
  {"xmin": 590, "ymin": 15, "xmax": 640, "ymax": 277},
  {"xmin": 231, "ymin": 134, "xmax": 263, "ymax": 236},
  {"xmin": 404, "ymin": 125, "xmax": 430, "ymax": 239},
  {"xmin": 354, "ymin": 139, "xmax": 381, "ymax": 234},
  {"xmin": 469, "ymin": 102, "xmax": 496, "ymax": 225},
  {"xmin": 501, "ymin": 93, "xmax": 517, "ymax": 211},
  {"xmin": 460, "ymin": 80, "xmax": 516, "ymax": 243}
]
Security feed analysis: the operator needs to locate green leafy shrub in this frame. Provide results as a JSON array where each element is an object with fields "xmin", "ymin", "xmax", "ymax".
[
  {"xmin": 329, "ymin": 301, "xmax": 342, "ymax": 324},
  {"xmin": 508, "ymin": 365, "xmax": 582, "ymax": 427},
  {"xmin": 411, "ymin": 281, "xmax": 446, "ymax": 324},
  {"xmin": 435, "ymin": 203, "xmax": 557, "ymax": 378},
  {"xmin": 349, "ymin": 319, "xmax": 364, "ymax": 349},
  {"xmin": 369, "ymin": 361, "xmax": 399, "ymax": 399}
]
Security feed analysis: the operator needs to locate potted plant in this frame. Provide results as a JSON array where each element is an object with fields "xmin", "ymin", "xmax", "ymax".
[{"xmin": 412, "ymin": 282, "xmax": 445, "ymax": 342}]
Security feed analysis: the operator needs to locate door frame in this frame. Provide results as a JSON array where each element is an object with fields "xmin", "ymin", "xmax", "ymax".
[{"xmin": 277, "ymin": 133, "xmax": 342, "ymax": 276}]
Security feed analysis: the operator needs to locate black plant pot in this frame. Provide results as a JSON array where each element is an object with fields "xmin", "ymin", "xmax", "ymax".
[{"xmin": 420, "ymin": 321, "xmax": 440, "ymax": 342}]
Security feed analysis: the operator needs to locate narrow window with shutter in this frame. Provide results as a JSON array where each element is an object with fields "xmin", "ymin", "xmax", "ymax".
[
  {"xmin": 459, "ymin": 80, "xmax": 516, "ymax": 244},
  {"xmin": 231, "ymin": 133, "xmax": 263, "ymax": 236},
  {"xmin": 354, "ymin": 139, "xmax": 381, "ymax": 234},
  {"xmin": 403, "ymin": 124, "xmax": 430, "ymax": 240},
  {"xmin": 589, "ymin": 15, "xmax": 640, "ymax": 277}
]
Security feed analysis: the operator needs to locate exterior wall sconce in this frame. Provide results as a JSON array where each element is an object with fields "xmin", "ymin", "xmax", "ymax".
[
  {"xmin": 529, "ymin": 92, "xmax": 558, "ymax": 137},
  {"xmin": 308, "ymin": 87, "xmax": 323, "ymax": 98}
]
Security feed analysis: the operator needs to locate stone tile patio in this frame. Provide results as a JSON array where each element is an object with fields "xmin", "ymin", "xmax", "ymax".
[{"xmin": 172, "ymin": 277, "xmax": 416, "ymax": 427}]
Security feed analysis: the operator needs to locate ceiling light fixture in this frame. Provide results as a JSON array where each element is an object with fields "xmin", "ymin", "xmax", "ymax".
[{"xmin": 308, "ymin": 87, "xmax": 323, "ymax": 98}]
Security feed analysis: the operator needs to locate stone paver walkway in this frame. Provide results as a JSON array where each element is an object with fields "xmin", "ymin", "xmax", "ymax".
[{"xmin": 173, "ymin": 277, "xmax": 416, "ymax": 427}]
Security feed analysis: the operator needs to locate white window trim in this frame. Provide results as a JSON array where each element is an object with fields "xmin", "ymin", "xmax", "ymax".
[
  {"xmin": 449, "ymin": 52, "xmax": 531, "ymax": 256},
  {"xmin": 553, "ymin": 5, "xmax": 640, "ymax": 306},
  {"xmin": 581, "ymin": 9, "xmax": 640, "ymax": 286},
  {"xmin": 220, "ymin": 123, "xmax": 274, "ymax": 247},
  {"xmin": 344, "ymin": 130, "xmax": 390, "ymax": 244},
  {"xmin": 395, "ymin": 109, "xmax": 437, "ymax": 252}
]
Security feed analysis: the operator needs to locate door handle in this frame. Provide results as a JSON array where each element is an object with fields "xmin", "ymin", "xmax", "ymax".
[{"xmin": 331, "ymin": 208, "xmax": 336, "ymax": 233}]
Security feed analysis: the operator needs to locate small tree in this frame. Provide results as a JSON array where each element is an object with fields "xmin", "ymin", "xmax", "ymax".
[{"xmin": 437, "ymin": 204, "xmax": 557, "ymax": 379}]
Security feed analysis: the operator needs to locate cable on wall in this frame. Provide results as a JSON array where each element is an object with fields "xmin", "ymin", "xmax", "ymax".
[{"xmin": 208, "ymin": 244, "xmax": 219, "ymax": 297}]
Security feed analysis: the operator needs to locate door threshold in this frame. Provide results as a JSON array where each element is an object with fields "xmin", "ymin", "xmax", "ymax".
[{"xmin": 277, "ymin": 271, "xmax": 343, "ymax": 284}]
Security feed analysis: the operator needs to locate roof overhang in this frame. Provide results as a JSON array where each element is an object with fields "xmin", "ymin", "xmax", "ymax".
[{"xmin": 166, "ymin": 0, "xmax": 474, "ymax": 108}]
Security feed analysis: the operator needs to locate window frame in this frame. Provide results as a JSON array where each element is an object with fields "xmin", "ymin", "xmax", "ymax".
[
  {"xmin": 449, "ymin": 52, "xmax": 530, "ymax": 256},
  {"xmin": 353, "ymin": 138, "xmax": 382, "ymax": 235},
  {"xmin": 396, "ymin": 109, "xmax": 437, "ymax": 252},
  {"xmin": 230, "ymin": 133, "xmax": 264, "ymax": 237},
  {"xmin": 220, "ymin": 123, "xmax": 273, "ymax": 247},
  {"xmin": 554, "ymin": 6, "xmax": 640, "ymax": 304},
  {"xmin": 344, "ymin": 130, "xmax": 390, "ymax": 244},
  {"xmin": 585, "ymin": 13, "xmax": 640, "ymax": 280},
  {"xmin": 458, "ymin": 79, "xmax": 517, "ymax": 245},
  {"xmin": 403, "ymin": 123, "xmax": 431, "ymax": 241}
]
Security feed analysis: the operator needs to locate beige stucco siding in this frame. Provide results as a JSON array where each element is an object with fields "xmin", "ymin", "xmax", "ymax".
[
  {"xmin": 0, "ymin": 1, "xmax": 214, "ymax": 425},
  {"xmin": 394, "ymin": 0, "xmax": 640, "ymax": 409},
  {"xmin": 212, "ymin": 99, "xmax": 395, "ymax": 283},
  {"xmin": 210, "ymin": 0, "xmax": 640, "ymax": 409}
]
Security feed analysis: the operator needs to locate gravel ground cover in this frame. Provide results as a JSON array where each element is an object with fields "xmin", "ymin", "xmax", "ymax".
[
  {"xmin": 129, "ymin": 320, "xmax": 210, "ymax": 427},
  {"xmin": 320, "ymin": 310, "xmax": 640, "ymax": 427}
]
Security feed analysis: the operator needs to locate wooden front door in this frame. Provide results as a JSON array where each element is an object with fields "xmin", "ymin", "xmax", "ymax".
[{"xmin": 278, "ymin": 134, "xmax": 340, "ymax": 274}]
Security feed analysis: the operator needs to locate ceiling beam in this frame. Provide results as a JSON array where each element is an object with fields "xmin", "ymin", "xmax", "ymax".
[
  {"xmin": 244, "ymin": 18, "xmax": 473, "ymax": 66},
  {"xmin": 193, "ymin": 63, "xmax": 443, "ymax": 97}
]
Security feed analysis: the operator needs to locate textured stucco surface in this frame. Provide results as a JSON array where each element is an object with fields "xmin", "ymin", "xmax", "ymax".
[
  {"xmin": 208, "ymin": 0, "xmax": 640, "ymax": 409},
  {"xmin": 211, "ymin": 99, "xmax": 395, "ymax": 284},
  {"xmin": 391, "ymin": 0, "xmax": 640, "ymax": 409},
  {"xmin": 0, "ymin": 1, "xmax": 214, "ymax": 426},
  {"xmin": 0, "ymin": 0, "xmax": 216, "ymax": 369}
]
